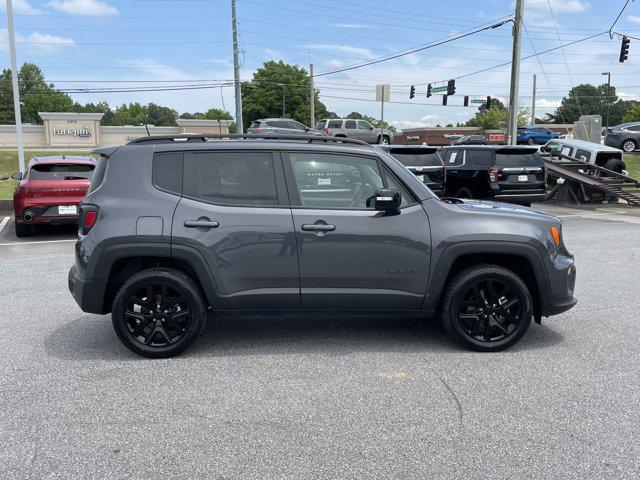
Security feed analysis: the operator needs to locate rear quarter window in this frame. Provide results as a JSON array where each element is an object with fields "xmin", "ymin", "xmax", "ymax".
[
  {"xmin": 87, "ymin": 159, "xmax": 106, "ymax": 194},
  {"xmin": 153, "ymin": 152, "xmax": 183, "ymax": 194}
]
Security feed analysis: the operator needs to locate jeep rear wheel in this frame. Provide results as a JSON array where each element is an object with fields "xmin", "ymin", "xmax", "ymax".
[
  {"xmin": 111, "ymin": 268, "xmax": 207, "ymax": 358},
  {"xmin": 441, "ymin": 265, "xmax": 532, "ymax": 351}
]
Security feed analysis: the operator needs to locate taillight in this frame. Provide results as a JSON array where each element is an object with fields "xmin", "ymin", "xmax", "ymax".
[
  {"xmin": 323, "ymin": 127, "xmax": 328, "ymax": 134},
  {"xmin": 489, "ymin": 167, "xmax": 499, "ymax": 183},
  {"xmin": 79, "ymin": 205, "xmax": 99, "ymax": 235}
]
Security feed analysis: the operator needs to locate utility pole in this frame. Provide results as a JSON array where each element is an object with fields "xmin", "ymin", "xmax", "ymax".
[
  {"xmin": 602, "ymin": 72, "xmax": 611, "ymax": 128},
  {"xmin": 309, "ymin": 63, "xmax": 315, "ymax": 128},
  {"xmin": 531, "ymin": 74, "xmax": 537, "ymax": 125},
  {"xmin": 231, "ymin": 0, "xmax": 243, "ymax": 134},
  {"xmin": 6, "ymin": 0, "xmax": 25, "ymax": 173},
  {"xmin": 277, "ymin": 83, "xmax": 286, "ymax": 117},
  {"xmin": 507, "ymin": 0, "xmax": 524, "ymax": 145}
]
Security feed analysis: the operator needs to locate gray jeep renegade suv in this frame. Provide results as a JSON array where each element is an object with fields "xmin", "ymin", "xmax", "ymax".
[{"xmin": 68, "ymin": 134, "xmax": 576, "ymax": 358}]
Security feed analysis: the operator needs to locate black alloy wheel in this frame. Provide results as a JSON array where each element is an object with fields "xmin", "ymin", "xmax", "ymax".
[
  {"xmin": 112, "ymin": 268, "xmax": 206, "ymax": 358},
  {"xmin": 441, "ymin": 265, "xmax": 532, "ymax": 351}
]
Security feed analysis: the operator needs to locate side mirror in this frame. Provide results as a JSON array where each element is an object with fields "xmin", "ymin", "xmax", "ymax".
[
  {"xmin": 369, "ymin": 125, "xmax": 374, "ymax": 130},
  {"xmin": 11, "ymin": 172, "xmax": 22, "ymax": 180},
  {"xmin": 373, "ymin": 188, "xmax": 401, "ymax": 213}
]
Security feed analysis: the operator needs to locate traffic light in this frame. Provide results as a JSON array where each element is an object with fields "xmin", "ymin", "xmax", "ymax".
[
  {"xmin": 442, "ymin": 94, "xmax": 448, "ymax": 106},
  {"xmin": 464, "ymin": 95, "xmax": 469, "ymax": 107},
  {"xmin": 486, "ymin": 96, "xmax": 492, "ymax": 109},
  {"xmin": 619, "ymin": 35, "xmax": 630, "ymax": 63},
  {"xmin": 447, "ymin": 79, "xmax": 456, "ymax": 96},
  {"xmin": 409, "ymin": 85, "xmax": 415, "ymax": 99},
  {"xmin": 427, "ymin": 84, "xmax": 432, "ymax": 98}
]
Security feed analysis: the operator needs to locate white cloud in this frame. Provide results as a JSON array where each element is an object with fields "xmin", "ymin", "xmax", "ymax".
[
  {"xmin": 0, "ymin": 29, "xmax": 75, "ymax": 53},
  {"xmin": 525, "ymin": 0, "xmax": 588, "ymax": 27},
  {"xmin": 47, "ymin": 0, "xmax": 118, "ymax": 16},
  {"xmin": 0, "ymin": 0, "xmax": 40, "ymax": 14},
  {"xmin": 536, "ymin": 98, "xmax": 561, "ymax": 109},
  {"xmin": 305, "ymin": 44, "xmax": 377, "ymax": 60},
  {"xmin": 629, "ymin": 15, "xmax": 640, "ymax": 24}
]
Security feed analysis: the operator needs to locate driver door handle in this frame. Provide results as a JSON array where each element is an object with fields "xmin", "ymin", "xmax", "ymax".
[
  {"xmin": 301, "ymin": 224, "xmax": 336, "ymax": 232},
  {"xmin": 184, "ymin": 219, "xmax": 220, "ymax": 229}
]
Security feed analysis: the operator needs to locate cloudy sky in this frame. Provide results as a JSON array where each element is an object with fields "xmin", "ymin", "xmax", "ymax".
[{"xmin": 1, "ymin": 0, "xmax": 640, "ymax": 129}]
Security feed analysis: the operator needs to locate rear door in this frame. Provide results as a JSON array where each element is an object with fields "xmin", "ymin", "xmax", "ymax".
[
  {"xmin": 495, "ymin": 148, "xmax": 546, "ymax": 195},
  {"xmin": 344, "ymin": 119, "xmax": 360, "ymax": 141},
  {"xmin": 283, "ymin": 150, "xmax": 431, "ymax": 309},
  {"xmin": 171, "ymin": 149, "xmax": 299, "ymax": 309}
]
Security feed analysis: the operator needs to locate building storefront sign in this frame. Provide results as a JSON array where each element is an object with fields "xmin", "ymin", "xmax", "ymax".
[{"xmin": 53, "ymin": 127, "xmax": 92, "ymax": 137}]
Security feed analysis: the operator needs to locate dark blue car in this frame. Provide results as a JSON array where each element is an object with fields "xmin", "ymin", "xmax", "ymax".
[{"xmin": 517, "ymin": 126, "xmax": 559, "ymax": 145}]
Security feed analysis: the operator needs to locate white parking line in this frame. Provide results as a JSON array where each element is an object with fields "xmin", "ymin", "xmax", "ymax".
[
  {"xmin": 0, "ymin": 239, "xmax": 76, "ymax": 247},
  {"xmin": 0, "ymin": 216, "xmax": 9, "ymax": 233}
]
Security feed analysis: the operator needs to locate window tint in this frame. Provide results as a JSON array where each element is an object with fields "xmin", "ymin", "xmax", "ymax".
[
  {"xmin": 386, "ymin": 149, "xmax": 441, "ymax": 166},
  {"xmin": 87, "ymin": 158, "xmax": 106, "ymax": 193},
  {"xmin": 288, "ymin": 153, "xmax": 383, "ymax": 209},
  {"xmin": 289, "ymin": 121, "xmax": 307, "ymax": 130},
  {"xmin": 345, "ymin": 120, "xmax": 357, "ymax": 129},
  {"xmin": 250, "ymin": 121, "xmax": 262, "ymax": 129},
  {"xmin": 328, "ymin": 120, "xmax": 343, "ymax": 128},
  {"xmin": 183, "ymin": 151, "xmax": 278, "ymax": 206},
  {"xmin": 544, "ymin": 142, "xmax": 559, "ymax": 152},
  {"xmin": 153, "ymin": 152, "xmax": 183, "ymax": 194},
  {"xmin": 628, "ymin": 124, "xmax": 640, "ymax": 131},
  {"xmin": 465, "ymin": 150, "xmax": 492, "ymax": 167},
  {"xmin": 357, "ymin": 121, "xmax": 371, "ymax": 130},
  {"xmin": 266, "ymin": 120, "xmax": 288, "ymax": 128},
  {"xmin": 314, "ymin": 121, "xmax": 325, "ymax": 130},
  {"xmin": 496, "ymin": 152, "xmax": 544, "ymax": 167},
  {"xmin": 30, "ymin": 163, "xmax": 94, "ymax": 180},
  {"xmin": 444, "ymin": 149, "xmax": 464, "ymax": 166}
]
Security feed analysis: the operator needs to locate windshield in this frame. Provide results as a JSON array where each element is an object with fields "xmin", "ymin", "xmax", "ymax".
[
  {"xmin": 386, "ymin": 150, "xmax": 441, "ymax": 167},
  {"xmin": 496, "ymin": 152, "xmax": 544, "ymax": 167},
  {"xmin": 30, "ymin": 163, "xmax": 95, "ymax": 180}
]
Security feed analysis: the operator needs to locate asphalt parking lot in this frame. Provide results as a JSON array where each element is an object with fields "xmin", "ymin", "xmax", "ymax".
[{"xmin": 1, "ymin": 204, "xmax": 639, "ymax": 479}]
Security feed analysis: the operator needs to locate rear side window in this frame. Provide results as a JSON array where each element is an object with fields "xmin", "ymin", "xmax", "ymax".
[
  {"xmin": 444, "ymin": 149, "xmax": 464, "ymax": 166},
  {"xmin": 345, "ymin": 120, "xmax": 357, "ymax": 129},
  {"xmin": 266, "ymin": 120, "xmax": 288, "ymax": 128},
  {"xmin": 386, "ymin": 150, "xmax": 441, "ymax": 167},
  {"xmin": 496, "ymin": 152, "xmax": 544, "ymax": 167},
  {"xmin": 314, "ymin": 121, "xmax": 325, "ymax": 130},
  {"xmin": 30, "ymin": 163, "xmax": 94, "ymax": 180},
  {"xmin": 465, "ymin": 150, "xmax": 492, "ymax": 167},
  {"xmin": 153, "ymin": 152, "xmax": 183, "ymax": 194},
  {"xmin": 183, "ymin": 151, "xmax": 278, "ymax": 206},
  {"xmin": 328, "ymin": 120, "xmax": 342, "ymax": 128},
  {"xmin": 575, "ymin": 149, "xmax": 591, "ymax": 162},
  {"xmin": 87, "ymin": 158, "xmax": 106, "ymax": 193}
]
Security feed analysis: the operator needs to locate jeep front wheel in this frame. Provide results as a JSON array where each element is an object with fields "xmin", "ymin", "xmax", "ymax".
[
  {"xmin": 441, "ymin": 265, "xmax": 532, "ymax": 351},
  {"xmin": 111, "ymin": 268, "xmax": 207, "ymax": 358}
]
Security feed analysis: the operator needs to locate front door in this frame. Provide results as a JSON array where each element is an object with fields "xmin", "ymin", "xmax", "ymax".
[
  {"xmin": 357, "ymin": 120, "xmax": 376, "ymax": 143},
  {"xmin": 171, "ymin": 150, "xmax": 299, "ymax": 309},
  {"xmin": 283, "ymin": 151, "xmax": 431, "ymax": 309}
]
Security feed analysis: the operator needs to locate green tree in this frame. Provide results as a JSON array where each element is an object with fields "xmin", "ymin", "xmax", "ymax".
[
  {"xmin": 0, "ymin": 63, "xmax": 74, "ymax": 124},
  {"xmin": 622, "ymin": 101, "xmax": 640, "ymax": 123},
  {"xmin": 548, "ymin": 83, "xmax": 622, "ymax": 125},
  {"xmin": 240, "ymin": 60, "xmax": 330, "ymax": 130},
  {"xmin": 345, "ymin": 111, "xmax": 397, "ymax": 132},
  {"xmin": 73, "ymin": 101, "xmax": 116, "ymax": 125},
  {"xmin": 146, "ymin": 103, "xmax": 178, "ymax": 126},
  {"xmin": 179, "ymin": 108, "xmax": 233, "ymax": 121}
]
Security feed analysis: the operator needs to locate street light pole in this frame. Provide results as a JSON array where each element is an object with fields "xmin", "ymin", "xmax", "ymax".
[
  {"xmin": 602, "ymin": 72, "xmax": 611, "ymax": 128},
  {"xmin": 6, "ymin": 0, "xmax": 25, "ymax": 173}
]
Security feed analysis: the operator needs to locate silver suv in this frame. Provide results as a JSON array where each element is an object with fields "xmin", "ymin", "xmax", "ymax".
[
  {"xmin": 248, "ymin": 118, "xmax": 324, "ymax": 136},
  {"xmin": 315, "ymin": 118, "xmax": 394, "ymax": 145}
]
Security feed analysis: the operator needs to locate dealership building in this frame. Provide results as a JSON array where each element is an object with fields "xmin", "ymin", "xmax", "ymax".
[{"xmin": 0, "ymin": 112, "xmax": 233, "ymax": 150}]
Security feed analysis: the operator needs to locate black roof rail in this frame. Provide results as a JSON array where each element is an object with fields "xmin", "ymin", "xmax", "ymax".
[{"xmin": 126, "ymin": 133, "xmax": 371, "ymax": 146}]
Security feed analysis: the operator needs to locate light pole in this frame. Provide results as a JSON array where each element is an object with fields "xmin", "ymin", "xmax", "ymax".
[
  {"xmin": 6, "ymin": 0, "xmax": 25, "ymax": 173},
  {"xmin": 602, "ymin": 72, "xmax": 611, "ymax": 128},
  {"xmin": 277, "ymin": 83, "xmax": 286, "ymax": 117}
]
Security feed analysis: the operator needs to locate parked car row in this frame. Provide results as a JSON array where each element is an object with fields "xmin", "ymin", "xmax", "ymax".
[{"xmin": 380, "ymin": 144, "xmax": 547, "ymax": 206}]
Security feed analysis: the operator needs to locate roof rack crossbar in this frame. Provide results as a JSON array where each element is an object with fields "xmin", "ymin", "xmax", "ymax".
[{"xmin": 126, "ymin": 133, "xmax": 371, "ymax": 146}]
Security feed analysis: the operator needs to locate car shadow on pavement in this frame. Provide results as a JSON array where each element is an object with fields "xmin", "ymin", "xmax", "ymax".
[{"xmin": 44, "ymin": 312, "xmax": 564, "ymax": 361}]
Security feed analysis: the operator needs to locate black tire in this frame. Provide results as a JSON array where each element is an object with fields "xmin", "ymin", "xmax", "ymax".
[
  {"xmin": 377, "ymin": 135, "xmax": 390, "ymax": 145},
  {"xmin": 441, "ymin": 264, "xmax": 533, "ymax": 352},
  {"xmin": 603, "ymin": 158, "xmax": 626, "ymax": 174},
  {"xmin": 111, "ymin": 268, "xmax": 207, "ymax": 358},
  {"xmin": 454, "ymin": 187, "xmax": 473, "ymax": 199},
  {"xmin": 621, "ymin": 139, "xmax": 636, "ymax": 153},
  {"xmin": 527, "ymin": 137, "xmax": 536, "ymax": 145},
  {"xmin": 14, "ymin": 221, "xmax": 31, "ymax": 238}
]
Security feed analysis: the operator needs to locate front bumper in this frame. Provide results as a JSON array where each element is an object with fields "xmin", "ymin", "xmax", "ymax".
[{"xmin": 540, "ymin": 251, "xmax": 577, "ymax": 317}]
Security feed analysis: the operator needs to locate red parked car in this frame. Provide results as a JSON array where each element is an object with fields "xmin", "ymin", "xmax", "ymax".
[{"xmin": 12, "ymin": 155, "xmax": 96, "ymax": 237}]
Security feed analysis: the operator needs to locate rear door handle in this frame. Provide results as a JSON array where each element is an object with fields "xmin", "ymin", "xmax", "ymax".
[
  {"xmin": 301, "ymin": 224, "xmax": 336, "ymax": 232},
  {"xmin": 184, "ymin": 219, "xmax": 220, "ymax": 229}
]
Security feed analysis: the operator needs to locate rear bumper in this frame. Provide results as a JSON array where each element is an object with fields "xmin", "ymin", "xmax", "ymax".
[
  {"xmin": 15, "ymin": 204, "xmax": 80, "ymax": 225},
  {"xmin": 68, "ymin": 264, "xmax": 105, "ymax": 314}
]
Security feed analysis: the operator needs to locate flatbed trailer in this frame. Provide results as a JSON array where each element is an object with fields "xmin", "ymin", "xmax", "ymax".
[{"xmin": 542, "ymin": 152, "xmax": 640, "ymax": 207}]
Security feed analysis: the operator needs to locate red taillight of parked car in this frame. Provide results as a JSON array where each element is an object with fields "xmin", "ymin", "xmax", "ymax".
[
  {"xmin": 323, "ymin": 127, "xmax": 329, "ymax": 134},
  {"xmin": 489, "ymin": 167, "xmax": 500, "ymax": 183},
  {"xmin": 80, "ymin": 205, "xmax": 99, "ymax": 235}
]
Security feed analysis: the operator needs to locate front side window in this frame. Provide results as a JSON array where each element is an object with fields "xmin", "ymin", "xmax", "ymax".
[
  {"xmin": 183, "ymin": 151, "xmax": 278, "ymax": 206},
  {"xmin": 314, "ymin": 121, "xmax": 326, "ymax": 130},
  {"xmin": 357, "ymin": 121, "xmax": 371, "ymax": 130},
  {"xmin": 288, "ymin": 153, "xmax": 383, "ymax": 209}
]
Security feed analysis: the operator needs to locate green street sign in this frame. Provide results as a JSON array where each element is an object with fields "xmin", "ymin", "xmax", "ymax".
[
  {"xmin": 431, "ymin": 86, "xmax": 448, "ymax": 93},
  {"xmin": 471, "ymin": 99, "xmax": 487, "ymax": 104}
]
